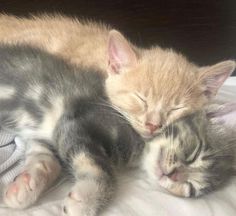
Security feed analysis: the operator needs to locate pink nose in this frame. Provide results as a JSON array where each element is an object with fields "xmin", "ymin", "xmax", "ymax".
[{"xmin": 145, "ymin": 122, "xmax": 162, "ymax": 134}]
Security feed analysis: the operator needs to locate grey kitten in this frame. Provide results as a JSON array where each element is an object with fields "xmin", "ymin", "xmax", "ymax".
[
  {"xmin": 0, "ymin": 45, "xmax": 144, "ymax": 216},
  {"xmin": 142, "ymin": 102, "xmax": 236, "ymax": 197}
]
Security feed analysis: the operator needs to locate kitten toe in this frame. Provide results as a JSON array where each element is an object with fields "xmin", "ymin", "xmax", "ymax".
[
  {"xmin": 4, "ymin": 166, "xmax": 49, "ymax": 208},
  {"xmin": 63, "ymin": 196, "xmax": 83, "ymax": 216},
  {"xmin": 4, "ymin": 171, "xmax": 37, "ymax": 209},
  {"xmin": 63, "ymin": 195, "xmax": 97, "ymax": 216},
  {"xmin": 62, "ymin": 180, "xmax": 104, "ymax": 216},
  {"xmin": 158, "ymin": 176, "xmax": 191, "ymax": 197}
]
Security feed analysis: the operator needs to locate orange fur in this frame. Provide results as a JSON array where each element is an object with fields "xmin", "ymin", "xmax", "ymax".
[
  {"xmin": 0, "ymin": 14, "xmax": 234, "ymax": 138},
  {"xmin": 106, "ymin": 47, "xmax": 235, "ymax": 138}
]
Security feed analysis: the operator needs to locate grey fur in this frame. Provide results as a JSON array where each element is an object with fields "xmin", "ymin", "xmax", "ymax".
[
  {"xmin": 0, "ymin": 45, "xmax": 144, "ymax": 214},
  {"xmin": 144, "ymin": 104, "xmax": 236, "ymax": 197}
]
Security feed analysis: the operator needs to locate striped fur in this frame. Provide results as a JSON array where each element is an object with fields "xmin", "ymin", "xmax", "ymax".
[{"xmin": 142, "ymin": 105, "xmax": 236, "ymax": 197}]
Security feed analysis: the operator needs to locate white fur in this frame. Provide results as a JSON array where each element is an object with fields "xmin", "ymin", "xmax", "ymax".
[
  {"xmin": 16, "ymin": 110, "xmax": 37, "ymax": 129},
  {"xmin": 141, "ymin": 137, "xmax": 163, "ymax": 184},
  {"xmin": 25, "ymin": 85, "xmax": 43, "ymax": 101},
  {"xmin": 63, "ymin": 179, "xmax": 105, "ymax": 216},
  {"xmin": 37, "ymin": 96, "xmax": 64, "ymax": 140},
  {"xmin": 73, "ymin": 153, "xmax": 102, "ymax": 177},
  {"xmin": 0, "ymin": 85, "xmax": 15, "ymax": 99}
]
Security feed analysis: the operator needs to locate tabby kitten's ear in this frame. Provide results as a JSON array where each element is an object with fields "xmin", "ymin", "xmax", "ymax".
[
  {"xmin": 199, "ymin": 60, "xmax": 236, "ymax": 98},
  {"xmin": 107, "ymin": 30, "xmax": 138, "ymax": 74},
  {"xmin": 207, "ymin": 102, "xmax": 236, "ymax": 129}
]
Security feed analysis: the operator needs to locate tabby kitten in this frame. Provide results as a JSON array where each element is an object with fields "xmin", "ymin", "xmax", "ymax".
[
  {"xmin": 142, "ymin": 102, "xmax": 236, "ymax": 197},
  {"xmin": 0, "ymin": 14, "xmax": 235, "ymax": 139},
  {"xmin": 0, "ymin": 45, "xmax": 144, "ymax": 216}
]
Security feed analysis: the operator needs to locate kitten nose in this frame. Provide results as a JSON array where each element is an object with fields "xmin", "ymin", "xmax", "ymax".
[{"xmin": 145, "ymin": 122, "xmax": 162, "ymax": 134}]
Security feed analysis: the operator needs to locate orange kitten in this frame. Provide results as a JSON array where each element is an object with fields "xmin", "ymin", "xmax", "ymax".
[{"xmin": 0, "ymin": 14, "xmax": 234, "ymax": 139}]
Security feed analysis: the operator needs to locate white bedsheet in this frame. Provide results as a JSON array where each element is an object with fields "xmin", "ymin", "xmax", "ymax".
[{"xmin": 0, "ymin": 77, "xmax": 235, "ymax": 216}]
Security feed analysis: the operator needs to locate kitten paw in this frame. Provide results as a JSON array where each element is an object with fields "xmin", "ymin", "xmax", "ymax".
[
  {"xmin": 63, "ymin": 192, "xmax": 84, "ymax": 216},
  {"xmin": 62, "ymin": 180, "xmax": 101, "ymax": 216},
  {"xmin": 4, "ymin": 162, "xmax": 50, "ymax": 209},
  {"xmin": 158, "ymin": 175, "xmax": 191, "ymax": 197}
]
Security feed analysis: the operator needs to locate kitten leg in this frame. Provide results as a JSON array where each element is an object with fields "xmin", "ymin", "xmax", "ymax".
[
  {"xmin": 63, "ymin": 152, "xmax": 115, "ymax": 216},
  {"xmin": 4, "ymin": 140, "xmax": 61, "ymax": 209}
]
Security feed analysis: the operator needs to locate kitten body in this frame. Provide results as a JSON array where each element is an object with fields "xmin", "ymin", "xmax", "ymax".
[
  {"xmin": 0, "ymin": 14, "xmax": 235, "ymax": 139},
  {"xmin": 142, "ymin": 103, "xmax": 236, "ymax": 197},
  {"xmin": 0, "ymin": 15, "xmax": 109, "ymax": 73},
  {"xmin": 0, "ymin": 45, "xmax": 144, "ymax": 216},
  {"xmin": 0, "ymin": 43, "xmax": 234, "ymax": 215}
]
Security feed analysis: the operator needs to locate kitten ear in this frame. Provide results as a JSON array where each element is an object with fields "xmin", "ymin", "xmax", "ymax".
[
  {"xmin": 107, "ymin": 30, "xmax": 138, "ymax": 74},
  {"xmin": 207, "ymin": 102, "xmax": 236, "ymax": 128},
  {"xmin": 199, "ymin": 60, "xmax": 236, "ymax": 98}
]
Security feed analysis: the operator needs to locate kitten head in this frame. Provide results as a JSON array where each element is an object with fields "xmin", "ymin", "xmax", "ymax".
[
  {"xmin": 142, "ymin": 106, "xmax": 236, "ymax": 197},
  {"xmin": 105, "ymin": 30, "xmax": 235, "ymax": 139}
]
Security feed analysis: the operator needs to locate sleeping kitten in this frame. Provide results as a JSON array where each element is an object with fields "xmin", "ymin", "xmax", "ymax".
[
  {"xmin": 142, "ymin": 102, "xmax": 236, "ymax": 197},
  {"xmin": 0, "ymin": 44, "xmax": 233, "ymax": 216},
  {"xmin": 0, "ymin": 45, "xmax": 144, "ymax": 216},
  {"xmin": 0, "ymin": 14, "xmax": 235, "ymax": 139}
]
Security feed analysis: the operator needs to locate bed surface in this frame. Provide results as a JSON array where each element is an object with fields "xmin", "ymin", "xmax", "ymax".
[{"xmin": 0, "ymin": 77, "xmax": 235, "ymax": 216}]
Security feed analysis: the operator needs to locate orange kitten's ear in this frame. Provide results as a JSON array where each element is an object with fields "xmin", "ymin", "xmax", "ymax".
[
  {"xmin": 199, "ymin": 60, "xmax": 236, "ymax": 98},
  {"xmin": 108, "ymin": 30, "xmax": 137, "ymax": 74}
]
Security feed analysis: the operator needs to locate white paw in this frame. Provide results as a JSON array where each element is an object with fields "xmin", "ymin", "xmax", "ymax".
[
  {"xmin": 62, "ymin": 180, "xmax": 102, "ymax": 216},
  {"xmin": 158, "ymin": 176, "xmax": 190, "ymax": 197},
  {"xmin": 4, "ymin": 162, "xmax": 50, "ymax": 209}
]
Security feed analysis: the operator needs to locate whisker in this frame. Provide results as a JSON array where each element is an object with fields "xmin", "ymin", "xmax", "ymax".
[{"xmin": 86, "ymin": 99, "xmax": 143, "ymax": 126}]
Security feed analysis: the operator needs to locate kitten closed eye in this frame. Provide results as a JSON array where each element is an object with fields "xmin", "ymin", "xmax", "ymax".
[
  {"xmin": 167, "ymin": 106, "xmax": 185, "ymax": 116},
  {"xmin": 143, "ymin": 109, "xmax": 236, "ymax": 198},
  {"xmin": 134, "ymin": 93, "xmax": 147, "ymax": 106},
  {"xmin": 171, "ymin": 106, "xmax": 185, "ymax": 111},
  {"xmin": 185, "ymin": 141, "xmax": 202, "ymax": 164}
]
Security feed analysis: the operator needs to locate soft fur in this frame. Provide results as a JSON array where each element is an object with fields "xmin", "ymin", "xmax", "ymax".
[
  {"xmin": 0, "ymin": 38, "xmax": 234, "ymax": 216},
  {"xmin": 0, "ymin": 14, "xmax": 235, "ymax": 139},
  {"xmin": 0, "ymin": 45, "xmax": 144, "ymax": 216},
  {"xmin": 142, "ymin": 102, "xmax": 236, "ymax": 197}
]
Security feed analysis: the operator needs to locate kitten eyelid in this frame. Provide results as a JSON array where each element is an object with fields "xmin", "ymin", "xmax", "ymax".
[
  {"xmin": 171, "ymin": 106, "xmax": 185, "ymax": 111},
  {"xmin": 134, "ymin": 92, "xmax": 146, "ymax": 103},
  {"xmin": 168, "ymin": 106, "xmax": 185, "ymax": 116},
  {"xmin": 185, "ymin": 141, "xmax": 203, "ymax": 164}
]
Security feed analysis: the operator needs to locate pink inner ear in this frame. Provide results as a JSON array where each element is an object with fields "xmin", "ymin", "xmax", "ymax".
[
  {"xmin": 108, "ymin": 39, "xmax": 123, "ymax": 74},
  {"xmin": 204, "ymin": 72, "xmax": 231, "ymax": 97},
  {"xmin": 108, "ymin": 30, "xmax": 137, "ymax": 74},
  {"xmin": 200, "ymin": 60, "xmax": 236, "ymax": 98}
]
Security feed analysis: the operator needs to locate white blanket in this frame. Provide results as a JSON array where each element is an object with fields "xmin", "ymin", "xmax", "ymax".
[{"xmin": 0, "ymin": 77, "xmax": 235, "ymax": 216}]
